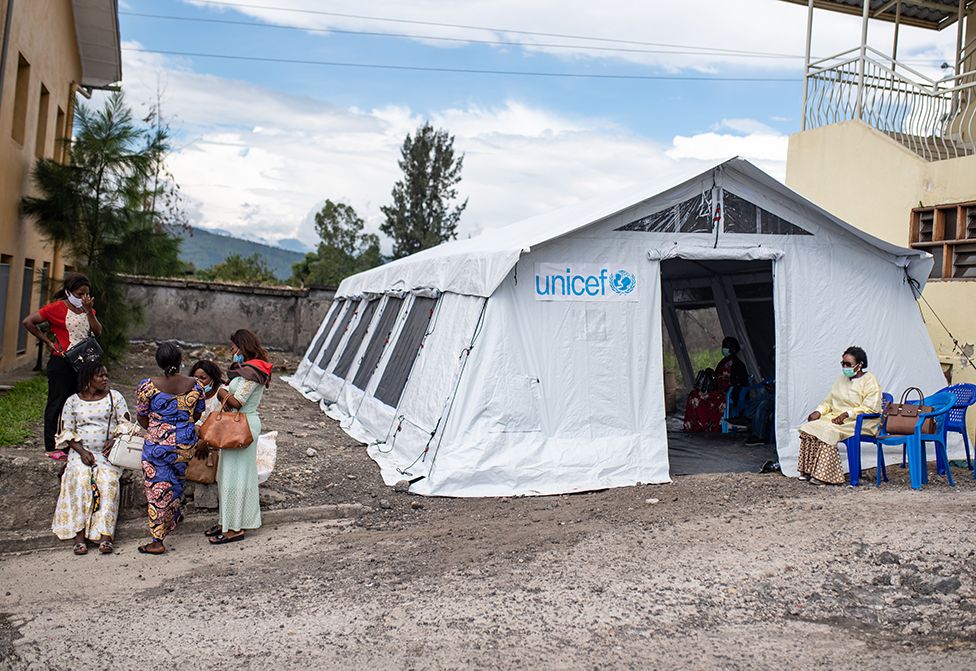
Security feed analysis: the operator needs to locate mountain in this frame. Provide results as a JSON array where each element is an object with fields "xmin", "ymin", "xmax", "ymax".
[
  {"xmin": 173, "ymin": 226, "xmax": 307, "ymax": 280},
  {"xmin": 276, "ymin": 238, "xmax": 314, "ymax": 254}
]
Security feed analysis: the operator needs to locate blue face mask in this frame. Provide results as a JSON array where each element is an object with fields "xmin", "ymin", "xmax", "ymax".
[
  {"xmin": 232, "ymin": 354, "xmax": 244, "ymax": 364},
  {"xmin": 721, "ymin": 347, "xmax": 731, "ymax": 357},
  {"xmin": 842, "ymin": 366, "xmax": 857, "ymax": 378},
  {"xmin": 203, "ymin": 383, "xmax": 213, "ymax": 393}
]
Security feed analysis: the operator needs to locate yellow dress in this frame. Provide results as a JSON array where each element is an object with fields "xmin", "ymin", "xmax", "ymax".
[{"xmin": 799, "ymin": 372, "xmax": 883, "ymax": 445}]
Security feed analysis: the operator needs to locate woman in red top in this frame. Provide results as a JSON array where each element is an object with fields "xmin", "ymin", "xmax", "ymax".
[{"xmin": 23, "ymin": 273, "xmax": 102, "ymax": 457}]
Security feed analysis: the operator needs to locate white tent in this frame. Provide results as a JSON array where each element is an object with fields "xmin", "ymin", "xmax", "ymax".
[{"xmin": 289, "ymin": 158, "xmax": 955, "ymax": 497}]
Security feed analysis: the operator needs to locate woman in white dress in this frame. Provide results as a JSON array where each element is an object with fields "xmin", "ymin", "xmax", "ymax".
[{"xmin": 51, "ymin": 362, "xmax": 135, "ymax": 554}]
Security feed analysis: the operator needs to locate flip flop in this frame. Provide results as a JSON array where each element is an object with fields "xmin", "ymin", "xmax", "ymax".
[
  {"xmin": 137, "ymin": 542, "xmax": 166, "ymax": 555},
  {"xmin": 99, "ymin": 541, "xmax": 114, "ymax": 554},
  {"xmin": 48, "ymin": 451, "xmax": 68, "ymax": 461},
  {"xmin": 209, "ymin": 533, "xmax": 244, "ymax": 545},
  {"xmin": 73, "ymin": 542, "xmax": 87, "ymax": 555},
  {"xmin": 204, "ymin": 524, "xmax": 222, "ymax": 538}
]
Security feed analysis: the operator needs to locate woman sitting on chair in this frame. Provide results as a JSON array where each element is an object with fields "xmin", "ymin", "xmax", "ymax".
[
  {"xmin": 683, "ymin": 336, "xmax": 749, "ymax": 433},
  {"xmin": 797, "ymin": 346, "xmax": 882, "ymax": 485}
]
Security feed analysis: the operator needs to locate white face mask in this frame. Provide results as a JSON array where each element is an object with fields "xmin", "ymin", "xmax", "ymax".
[{"xmin": 66, "ymin": 293, "xmax": 84, "ymax": 309}]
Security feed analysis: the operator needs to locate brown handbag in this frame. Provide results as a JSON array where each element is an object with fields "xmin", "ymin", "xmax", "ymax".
[
  {"xmin": 883, "ymin": 387, "xmax": 935, "ymax": 436},
  {"xmin": 198, "ymin": 396, "xmax": 253, "ymax": 450},
  {"xmin": 186, "ymin": 448, "xmax": 219, "ymax": 484}
]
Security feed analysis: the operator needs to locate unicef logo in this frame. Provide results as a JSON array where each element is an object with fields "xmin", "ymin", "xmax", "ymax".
[{"xmin": 609, "ymin": 270, "xmax": 636, "ymax": 295}]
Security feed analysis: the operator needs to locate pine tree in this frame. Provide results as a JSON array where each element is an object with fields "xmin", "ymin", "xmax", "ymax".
[{"xmin": 380, "ymin": 123, "xmax": 467, "ymax": 259}]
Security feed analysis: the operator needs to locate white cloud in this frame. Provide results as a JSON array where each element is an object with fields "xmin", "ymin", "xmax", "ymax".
[
  {"xmin": 113, "ymin": 42, "xmax": 787, "ymax": 253},
  {"xmin": 181, "ymin": 0, "xmax": 959, "ymax": 74}
]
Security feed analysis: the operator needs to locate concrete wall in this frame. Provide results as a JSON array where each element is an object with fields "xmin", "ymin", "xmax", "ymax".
[
  {"xmin": 122, "ymin": 276, "xmax": 335, "ymax": 353},
  {"xmin": 0, "ymin": 0, "xmax": 83, "ymax": 372},
  {"xmin": 786, "ymin": 120, "xmax": 976, "ymax": 398}
]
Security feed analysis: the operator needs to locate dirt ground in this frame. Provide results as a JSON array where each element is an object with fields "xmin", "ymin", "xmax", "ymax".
[{"xmin": 1, "ymin": 344, "xmax": 976, "ymax": 669}]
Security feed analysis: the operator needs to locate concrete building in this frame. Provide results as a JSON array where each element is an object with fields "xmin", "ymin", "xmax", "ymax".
[
  {"xmin": 783, "ymin": 1, "xmax": 976, "ymax": 397},
  {"xmin": 0, "ymin": 0, "xmax": 120, "ymax": 373}
]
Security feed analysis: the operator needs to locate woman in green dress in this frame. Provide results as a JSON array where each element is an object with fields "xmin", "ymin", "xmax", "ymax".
[{"xmin": 206, "ymin": 329, "xmax": 271, "ymax": 545}]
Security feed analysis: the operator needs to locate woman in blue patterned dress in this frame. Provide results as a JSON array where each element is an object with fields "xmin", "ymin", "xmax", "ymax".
[{"xmin": 135, "ymin": 342, "xmax": 205, "ymax": 555}]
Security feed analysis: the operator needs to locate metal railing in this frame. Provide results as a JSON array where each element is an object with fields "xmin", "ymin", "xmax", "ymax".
[{"xmin": 803, "ymin": 45, "xmax": 976, "ymax": 161}]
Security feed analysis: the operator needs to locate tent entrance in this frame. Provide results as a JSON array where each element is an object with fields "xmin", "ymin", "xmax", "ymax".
[{"xmin": 659, "ymin": 258, "xmax": 777, "ymax": 476}]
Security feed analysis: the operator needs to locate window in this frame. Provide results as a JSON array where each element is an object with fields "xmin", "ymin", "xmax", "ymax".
[
  {"xmin": 35, "ymin": 84, "xmax": 49, "ymax": 158},
  {"xmin": 306, "ymin": 299, "xmax": 345, "ymax": 363},
  {"xmin": 353, "ymin": 296, "xmax": 404, "ymax": 391},
  {"xmin": 617, "ymin": 191, "xmax": 810, "ymax": 236},
  {"xmin": 11, "ymin": 54, "xmax": 30, "ymax": 145},
  {"xmin": 374, "ymin": 296, "xmax": 437, "ymax": 408},
  {"xmin": 723, "ymin": 191, "xmax": 811, "ymax": 236},
  {"xmin": 332, "ymin": 299, "xmax": 379, "ymax": 379},
  {"xmin": 0, "ymin": 256, "xmax": 11, "ymax": 352},
  {"xmin": 54, "ymin": 107, "xmax": 66, "ymax": 163},
  {"xmin": 617, "ymin": 195, "xmax": 713, "ymax": 233},
  {"xmin": 911, "ymin": 202, "xmax": 976, "ymax": 279},
  {"xmin": 17, "ymin": 260, "xmax": 34, "ymax": 353},
  {"xmin": 315, "ymin": 301, "xmax": 356, "ymax": 370}
]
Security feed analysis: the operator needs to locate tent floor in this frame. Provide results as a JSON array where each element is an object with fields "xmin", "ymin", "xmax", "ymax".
[{"xmin": 666, "ymin": 415, "xmax": 777, "ymax": 476}]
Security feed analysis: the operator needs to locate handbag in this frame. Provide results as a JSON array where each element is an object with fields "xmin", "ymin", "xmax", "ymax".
[
  {"xmin": 186, "ymin": 448, "xmax": 219, "ymax": 484},
  {"xmin": 883, "ymin": 387, "xmax": 936, "ymax": 436},
  {"xmin": 198, "ymin": 395, "xmax": 253, "ymax": 450},
  {"xmin": 64, "ymin": 335, "xmax": 103, "ymax": 372},
  {"xmin": 105, "ymin": 391, "xmax": 144, "ymax": 469}
]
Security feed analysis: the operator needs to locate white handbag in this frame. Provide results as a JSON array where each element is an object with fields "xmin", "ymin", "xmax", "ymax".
[
  {"xmin": 105, "ymin": 391, "xmax": 144, "ymax": 470},
  {"xmin": 108, "ymin": 434, "xmax": 144, "ymax": 470}
]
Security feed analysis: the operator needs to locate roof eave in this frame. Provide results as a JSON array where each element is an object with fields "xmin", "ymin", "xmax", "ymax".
[{"xmin": 72, "ymin": 0, "xmax": 122, "ymax": 89}]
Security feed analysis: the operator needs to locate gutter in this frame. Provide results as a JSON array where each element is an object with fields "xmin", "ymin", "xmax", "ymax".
[{"xmin": 0, "ymin": 0, "xmax": 14, "ymax": 111}]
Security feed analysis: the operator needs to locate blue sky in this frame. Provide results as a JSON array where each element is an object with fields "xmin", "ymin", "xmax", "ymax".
[{"xmin": 112, "ymin": 0, "xmax": 958, "ymax": 250}]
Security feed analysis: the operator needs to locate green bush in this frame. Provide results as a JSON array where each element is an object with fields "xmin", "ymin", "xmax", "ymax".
[{"xmin": 0, "ymin": 376, "xmax": 48, "ymax": 446}]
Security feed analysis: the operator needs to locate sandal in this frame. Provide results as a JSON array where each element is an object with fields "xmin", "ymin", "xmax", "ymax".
[
  {"xmin": 137, "ymin": 542, "xmax": 166, "ymax": 555},
  {"xmin": 99, "ymin": 540, "xmax": 114, "ymax": 554},
  {"xmin": 48, "ymin": 450, "xmax": 68, "ymax": 461},
  {"xmin": 209, "ymin": 533, "xmax": 245, "ymax": 545},
  {"xmin": 204, "ymin": 524, "xmax": 223, "ymax": 538},
  {"xmin": 73, "ymin": 542, "xmax": 87, "ymax": 555}
]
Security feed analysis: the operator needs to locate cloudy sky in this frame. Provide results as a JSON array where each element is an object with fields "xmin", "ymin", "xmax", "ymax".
[{"xmin": 113, "ymin": 0, "xmax": 958, "ymax": 252}]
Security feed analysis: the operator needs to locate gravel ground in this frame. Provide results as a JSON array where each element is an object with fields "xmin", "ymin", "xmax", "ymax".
[{"xmin": 1, "ymin": 344, "xmax": 975, "ymax": 669}]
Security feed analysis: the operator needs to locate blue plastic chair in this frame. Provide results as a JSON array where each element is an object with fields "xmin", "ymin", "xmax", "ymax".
[
  {"xmin": 845, "ymin": 392, "xmax": 893, "ymax": 487},
  {"xmin": 877, "ymin": 391, "xmax": 956, "ymax": 490},
  {"xmin": 721, "ymin": 378, "xmax": 766, "ymax": 434},
  {"xmin": 939, "ymin": 383, "xmax": 976, "ymax": 470}
]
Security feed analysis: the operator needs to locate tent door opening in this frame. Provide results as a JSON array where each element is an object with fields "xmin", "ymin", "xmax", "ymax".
[{"xmin": 659, "ymin": 258, "xmax": 777, "ymax": 476}]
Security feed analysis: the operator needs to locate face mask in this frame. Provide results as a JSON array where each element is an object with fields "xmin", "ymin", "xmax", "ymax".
[
  {"xmin": 203, "ymin": 383, "xmax": 213, "ymax": 393},
  {"xmin": 721, "ymin": 348, "xmax": 731, "ymax": 357},
  {"xmin": 67, "ymin": 293, "xmax": 84, "ymax": 309},
  {"xmin": 842, "ymin": 366, "xmax": 858, "ymax": 378},
  {"xmin": 232, "ymin": 354, "xmax": 244, "ymax": 364}
]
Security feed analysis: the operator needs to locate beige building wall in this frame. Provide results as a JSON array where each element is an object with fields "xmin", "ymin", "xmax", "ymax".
[
  {"xmin": 786, "ymin": 121, "xmax": 976, "ymax": 407},
  {"xmin": 0, "ymin": 0, "xmax": 82, "ymax": 372}
]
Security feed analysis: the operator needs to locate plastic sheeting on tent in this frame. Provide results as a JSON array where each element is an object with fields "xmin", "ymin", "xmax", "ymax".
[{"xmin": 288, "ymin": 157, "xmax": 959, "ymax": 497}]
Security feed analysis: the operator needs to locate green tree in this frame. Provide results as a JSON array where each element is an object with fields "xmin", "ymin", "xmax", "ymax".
[
  {"xmin": 201, "ymin": 253, "xmax": 277, "ymax": 284},
  {"xmin": 21, "ymin": 92, "xmax": 185, "ymax": 357},
  {"xmin": 380, "ymin": 122, "xmax": 467, "ymax": 259},
  {"xmin": 291, "ymin": 199, "xmax": 382, "ymax": 287}
]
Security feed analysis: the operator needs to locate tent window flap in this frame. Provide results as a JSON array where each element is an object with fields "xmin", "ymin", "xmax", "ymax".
[
  {"xmin": 316, "ymin": 301, "xmax": 357, "ymax": 371},
  {"xmin": 306, "ymin": 298, "xmax": 344, "ymax": 363},
  {"xmin": 332, "ymin": 299, "xmax": 379, "ymax": 380},
  {"xmin": 616, "ymin": 195, "xmax": 712, "ymax": 233},
  {"xmin": 374, "ymin": 296, "xmax": 437, "ymax": 407},
  {"xmin": 353, "ymin": 296, "xmax": 405, "ymax": 391}
]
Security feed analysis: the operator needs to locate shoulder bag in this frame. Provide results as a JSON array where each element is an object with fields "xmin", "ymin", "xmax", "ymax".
[
  {"xmin": 64, "ymin": 336, "xmax": 103, "ymax": 372},
  {"xmin": 106, "ymin": 391, "xmax": 144, "ymax": 469},
  {"xmin": 198, "ymin": 394, "xmax": 253, "ymax": 450},
  {"xmin": 186, "ymin": 447, "xmax": 219, "ymax": 484},
  {"xmin": 882, "ymin": 387, "xmax": 935, "ymax": 436}
]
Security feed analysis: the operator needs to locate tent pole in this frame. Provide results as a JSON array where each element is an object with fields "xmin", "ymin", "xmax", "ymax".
[
  {"xmin": 801, "ymin": 0, "xmax": 814, "ymax": 131},
  {"xmin": 661, "ymin": 284, "xmax": 695, "ymax": 391}
]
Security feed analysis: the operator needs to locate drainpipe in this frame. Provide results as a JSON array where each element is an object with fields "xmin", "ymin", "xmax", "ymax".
[
  {"xmin": 0, "ymin": 0, "xmax": 14, "ymax": 111},
  {"xmin": 856, "ymin": 0, "xmax": 870, "ymax": 121},
  {"xmin": 801, "ymin": 0, "xmax": 814, "ymax": 131},
  {"xmin": 891, "ymin": 1, "xmax": 901, "ymax": 72}
]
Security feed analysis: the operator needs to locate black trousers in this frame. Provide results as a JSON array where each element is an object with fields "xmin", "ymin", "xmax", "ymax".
[{"xmin": 44, "ymin": 355, "xmax": 78, "ymax": 452}]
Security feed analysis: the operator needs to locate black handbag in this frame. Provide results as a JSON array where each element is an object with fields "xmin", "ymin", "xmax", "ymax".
[{"xmin": 64, "ymin": 336, "xmax": 103, "ymax": 372}]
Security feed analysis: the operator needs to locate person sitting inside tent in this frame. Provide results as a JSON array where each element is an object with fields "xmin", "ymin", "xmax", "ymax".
[
  {"xmin": 797, "ymin": 346, "xmax": 882, "ymax": 485},
  {"xmin": 683, "ymin": 336, "xmax": 749, "ymax": 433}
]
